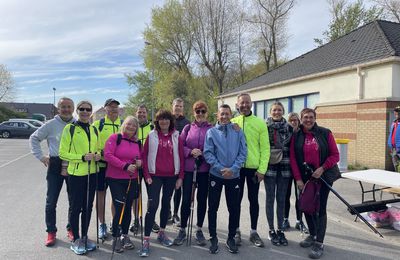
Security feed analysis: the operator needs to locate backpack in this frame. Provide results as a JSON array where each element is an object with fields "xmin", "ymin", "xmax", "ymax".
[
  {"xmin": 98, "ymin": 118, "xmax": 123, "ymax": 132},
  {"xmin": 116, "ymin": 133, "xmax": 142, "ymax": 148},
  {"xmin": 299, "ymin": 178, "xmax": 322, "ymax": 215},
  {"xmin": 68, "ymin": 123, "xmax": 99, "ymax": 152}
]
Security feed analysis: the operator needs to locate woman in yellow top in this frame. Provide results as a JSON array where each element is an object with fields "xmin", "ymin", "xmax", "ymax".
[{"xmin": 59, "ymin": 100, "xmax": 101, "ymax": 255}]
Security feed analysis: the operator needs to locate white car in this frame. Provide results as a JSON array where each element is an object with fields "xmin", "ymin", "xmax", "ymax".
[{"xmin": 9, "ymin": 118, "xmax": 44, "ymax": 127}]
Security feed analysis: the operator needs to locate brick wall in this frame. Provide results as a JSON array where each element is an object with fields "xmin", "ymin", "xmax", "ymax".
[{"xmin": 316, "ymin": 101, "xmax": 398, "ymax": 170}]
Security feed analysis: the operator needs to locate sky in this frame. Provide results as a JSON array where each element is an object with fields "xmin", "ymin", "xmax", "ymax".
[{"xmin": 0, "ymin": 0, "xmax": 331, "ymax": 112}]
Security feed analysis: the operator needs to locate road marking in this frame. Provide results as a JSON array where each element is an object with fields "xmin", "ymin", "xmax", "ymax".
[{"xmin": 0, "ymin": 152, "xmax": 31, "ymax": 169}]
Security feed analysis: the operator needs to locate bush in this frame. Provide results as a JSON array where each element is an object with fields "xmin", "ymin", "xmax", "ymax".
[{"xmin": 0, "ymin": 105, "xmax": 27, "ymax": 122}]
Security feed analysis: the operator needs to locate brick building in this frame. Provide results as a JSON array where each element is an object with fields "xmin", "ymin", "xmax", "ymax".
[{"xmin": 218, "ymin": 20, "xmax": 400, "ymax": 170}]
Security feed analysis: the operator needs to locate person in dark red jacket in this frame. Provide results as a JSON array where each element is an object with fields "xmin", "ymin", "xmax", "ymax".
[
  {"xmin": 104, "ymin": 116, "xmax": 142, "ymax": 253},
  {"xmin": 173, "ymin": 100, "xmax": 212, "ymax": 246},
  {"xmin": 290, "ymin": 108, "xmax": 339, "ymax": 259},
  {"xmin": 139, "ymin": 109, "xmax": 184, "ymax": 257}
]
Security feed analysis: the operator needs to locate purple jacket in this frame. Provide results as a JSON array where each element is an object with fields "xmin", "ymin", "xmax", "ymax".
[{"xmin": 179, "ymin": 121, "xmax": 212, "ymax": 173}]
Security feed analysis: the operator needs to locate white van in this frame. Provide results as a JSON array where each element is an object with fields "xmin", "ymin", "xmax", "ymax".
[{"xmin": 9, "ymin": 118, "xmax": 44, "ymax": 127}]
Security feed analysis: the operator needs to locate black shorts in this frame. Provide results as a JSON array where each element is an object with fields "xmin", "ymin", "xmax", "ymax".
[{"xmin": 96, "ymin": 167, "xmax": 108, "ymax": 191}]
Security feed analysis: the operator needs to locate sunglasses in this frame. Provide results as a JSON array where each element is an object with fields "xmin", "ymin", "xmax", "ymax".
[
  {"xmin": 195, "ymin": 109, "xmax": 207, "ymax": 114},
  {"xmin": 78, "ymin": 107, "xmax": 92, "ymax": 112}
]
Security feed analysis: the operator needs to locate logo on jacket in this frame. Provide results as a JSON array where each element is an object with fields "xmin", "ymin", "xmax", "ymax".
[{"xmin": 211, "ymin": 181, "xmax": 216, "ymax": 187}]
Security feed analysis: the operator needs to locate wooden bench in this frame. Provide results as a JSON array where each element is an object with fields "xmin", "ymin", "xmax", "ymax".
[
  {"xmin": 348, "ymin": 198, "xmax": 400, "ymax": 214},
  {"xmin": 382, "ymin": 187, "xmax": 400, "ymax": 197}
]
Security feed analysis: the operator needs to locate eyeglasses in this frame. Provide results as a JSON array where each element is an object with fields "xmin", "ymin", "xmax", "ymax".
[
  {"xmin": 195, "ymin": 109, "xmax": 207, "ymax": 114},
  {"xmin": 78, "ymin": 107, "xmax": 92, "ymax": 112}
]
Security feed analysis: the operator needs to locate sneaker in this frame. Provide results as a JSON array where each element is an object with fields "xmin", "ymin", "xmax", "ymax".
[
  {"xmin": 173, "ymin": 229, "xmax": 186, "ymax": 246},
  {"xmin": 226, "ymin": 238, "xmax": 238, "ymax": 254},
  {"xmin": 277, "ymin": 230, "xmax": 288, "ymax": 246},
  {"xmin": 99, "ymin": 223, "xmax": 108, "ymax": 240},
  {"xmin": 139, "ymin": 239, "xmax": 150, "ymax": 257},
  {"xmin": 249, "ymin": 232, "xmax": 264, "ymax": 247},
  {"xmin": 282, "ymin": 218, "xmax": 291, "ymax": 231},
  {"xmin": 209, "ymin": 237, "xmax": 219, "ymax": 254},
  {"xmin": 70, "ymin": 238, "xmax": 87, "ymax": 255},
  {"xmin": 195, "ymin": 230, "xmax": 207, "ymax": 246},
  {"xmin": 121, "ymin": 234, "xmax": 135, "ymax": 250},
  {"xmin": 157, "ymin": 231, "xmax": 173, "ymax": 247},
  {"xmin": 45, "ymin": 232, "xmax": 56, "ymax": 247},
  {"xmin": 82, "ymin": 236, "xmax": 97, "ymax": 251},
  {"xmin": 234, "ymin": 230, "xmax": 242, "ymax": 246},
  {"xmin": 173, "ymin": 214, "xmax": 181, "ymax": 227},
  {"xmin": 112, "ymin": 236, "xmax": 123, "ymax": 253},
  {"xmin": 130, "ymin": 219, "xmax": 139, "ymax": 234},
  {"xmin": 309, "ymin": 242, "xmax": 324, "ymax": 259},
  {"xmin": 67, "ymin": 229, "xmax": 74, "ymax": 242},
  {"xmin": 268, "ymin": 230, "xmax": 280, "ymax": 246},
  {"xmin": 295, "ymin": 221, "xmax": 309, "ymax": 234},
  {"xmin": 152, "ymin": 222, "xmax": 160, "ymax": 233},
  {"xmin": 300, "ymin": 235, "xmax": 315, "ymax": 248}
]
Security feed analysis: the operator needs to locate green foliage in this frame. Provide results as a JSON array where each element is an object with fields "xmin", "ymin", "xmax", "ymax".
[
  {"xmin": 348, "ymin": 163, "xmax": 369, "ymax": 170},
  {"xmin": 0, "ymin": 105, "xmax": 27, "ymax": 122},
  {"xmin": 315, "ymin": 0, "xmax": 383, "ymax": 45}
]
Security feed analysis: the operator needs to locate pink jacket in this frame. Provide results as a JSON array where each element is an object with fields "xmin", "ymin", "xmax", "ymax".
[{"xmin": 104, "ymin": 133, "xmax": 141, "ymax": 179}]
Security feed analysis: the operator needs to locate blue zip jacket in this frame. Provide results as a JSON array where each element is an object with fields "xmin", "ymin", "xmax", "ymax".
[
  {"xmin": 388, "ymin": 120, "xmax": 400, "ymax": 153},
  {"xmin": 203, "ymin": 122, "xmax": 247, "ymax": 179}
]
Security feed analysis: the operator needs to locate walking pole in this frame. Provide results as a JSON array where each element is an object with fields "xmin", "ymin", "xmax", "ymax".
[
  {"xmin": 85, "ymin": 159, "xmax": 91, "ymax": 251},
  {"xmin": 137, "ymin": 159, "xmax": 144, "ymax": 250},
  {"xmin": 303, "ymin": 163, "xmax": 383, "ymax": 238},
  {"xmin": 95, "ymin": 157, "xmax": 100, "ymax": 247},
  {"xmin": 111, "ymin": 168, "xmax": 133, "ymax": 260},
  {"xmin": 187, "ymin": 157, "xmax": 200, "ymax": 246}
]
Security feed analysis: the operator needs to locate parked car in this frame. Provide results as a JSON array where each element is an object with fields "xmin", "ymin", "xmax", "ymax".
[
  {"xmin": 0, "ymin": 121, "xmax": 38, "ymax": 138},
  {"xmin": 9, "ymin": 118, "xmax": 44, "ymax": 127}
]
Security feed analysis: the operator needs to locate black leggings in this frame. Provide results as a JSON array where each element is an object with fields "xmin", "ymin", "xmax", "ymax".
[
  {"xmin": 108, "ymin": 178, "xmax": 138, "ymax": 237},
  {"xmin": 144, "ymin": 176, "xmax": 177, "ymax": 236},
  {"xmin": 68, "ymin": 174, "xmax": 96, "ymax": 240},
  {"xmin": 284, "ymin": 177, "xmax": 302, "ymax": 221},
  {"xmin": 238, "ymin": 168, "xmax": 260, "ymax": 230},
  {"xmin": 180, "ymin": 172, "xmax": 209, "ymax": 229}
]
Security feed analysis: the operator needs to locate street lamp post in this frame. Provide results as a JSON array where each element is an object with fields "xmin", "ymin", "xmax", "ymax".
[
  {"xmin": 145, "ymin": 41, "xmax": 155, "ymax": 121},
  {"xmin": 52, "ymin": 87, "xmax": 56, "ymax": 117}
]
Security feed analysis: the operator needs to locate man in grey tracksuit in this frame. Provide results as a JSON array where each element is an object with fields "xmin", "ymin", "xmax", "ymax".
[{"xmin": 29, "ymin": 97, "xmax": 75, "ymax": 246}]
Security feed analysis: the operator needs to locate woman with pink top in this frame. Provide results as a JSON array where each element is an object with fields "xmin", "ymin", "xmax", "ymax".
[
  {"xmin": 290, "ymin": 108, "xmax": 340, "ymax": 259},
  {"xmin": 139, "ymin": 109, "xmax": 184, "ymax": 257},
  {"xmin": 104, "ymin": 116, "xmax": 141, "ymax": 253}
]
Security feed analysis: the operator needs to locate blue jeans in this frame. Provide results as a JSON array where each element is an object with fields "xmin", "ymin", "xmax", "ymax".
[{"xmin": 45, "ymin": 157, "xmax": 71, "ymax": 233}]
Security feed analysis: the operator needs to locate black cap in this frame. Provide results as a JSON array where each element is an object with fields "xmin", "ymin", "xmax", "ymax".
[
  {"xmin": 104, "ymin": 98, "xmax": 120, "ymax": 107},
  {"xmin": 394, "ymin": 105, "xmax": 400, "ymax": 112}
]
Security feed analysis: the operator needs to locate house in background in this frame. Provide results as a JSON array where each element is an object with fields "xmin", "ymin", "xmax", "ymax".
[
  {"xmin": 0, "ymin": 102, "xmax": 57, "ymax": 121},
  {"xmin": 218, "ymin": 20, "xmax": 400, "ymax": 170}
]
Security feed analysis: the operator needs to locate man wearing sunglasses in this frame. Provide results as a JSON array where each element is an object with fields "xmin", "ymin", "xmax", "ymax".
[
  {"xmin": 30, "ymin": 97, "xmax": 76, "ymax": 246},
  {"xmin": 170, "ymin": 98, "xmax": 190, "ymax": 226},
  {"xmin": 92, "ymin": 98, "xmax": 123, "ymax": 240}
]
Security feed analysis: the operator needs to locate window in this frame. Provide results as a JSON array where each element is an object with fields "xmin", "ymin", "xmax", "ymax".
[
  {"xmin": 306, "ymin": 93, "xmax": 320, "ymax": 108},
  {"xmin": 277, "ymin": 98, "xmax": 289, "ymax": 117},
  {"xmin": 255, "ymin": 101, "xmax": 264, "ymax": 119},
  {"xmin": 292, "ymin": 96, "xmax": 304, "ymax": 113}
]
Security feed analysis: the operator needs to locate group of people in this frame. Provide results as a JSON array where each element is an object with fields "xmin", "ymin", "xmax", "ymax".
[{"xmin": 29, "ymin": 93, "xmax": 340, "ymax": 259}]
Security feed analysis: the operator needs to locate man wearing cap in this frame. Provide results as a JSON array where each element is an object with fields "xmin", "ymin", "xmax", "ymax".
[
  {"xmin": 93, "ymin": 98, "xmax": 123, "ymax": 239},
  {"xmin": 388, "ymin": 105, "xmax": 400, "ymax": 172}
]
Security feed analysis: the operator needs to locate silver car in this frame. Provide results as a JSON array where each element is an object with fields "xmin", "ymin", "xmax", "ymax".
[{"xmin": 0, "ymin": 121, "xmax": 38, "ymax": 138}]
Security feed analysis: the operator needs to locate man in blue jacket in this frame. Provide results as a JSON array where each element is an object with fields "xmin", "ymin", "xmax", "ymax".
[
  {"xmin": 204, "ymin": 104, "xmax": 247, "ymax": 254},
  {"xmin": 388, "ymin": 105, "xmax": 400, "ymax": 172}
]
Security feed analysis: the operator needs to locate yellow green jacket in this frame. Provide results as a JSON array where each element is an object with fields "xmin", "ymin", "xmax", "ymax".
[
  {"xmin": 231, "ymin": 113, "xmax": 270, "ymax": 174},
  {"xmin": 93, "ymin": 116, "xmax": 123, "ymax": 167},
  {"xmin": 138, "ymin": 121, "xmax": 153, "ymax": 146},
  {"xmin": 59, "ymin": 123, "xmax": 100, "ymax": 176}
]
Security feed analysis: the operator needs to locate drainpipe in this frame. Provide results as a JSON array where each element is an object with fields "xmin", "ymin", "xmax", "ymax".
[{"xmin": 357, "ymin": 66, "xmax": 365, "ymax": 100}]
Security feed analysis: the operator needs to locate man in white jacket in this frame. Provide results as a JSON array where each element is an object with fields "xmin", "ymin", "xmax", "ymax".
[{"xmin": 29, "ymin": 97, "xmax": 75, "ymax": 246}]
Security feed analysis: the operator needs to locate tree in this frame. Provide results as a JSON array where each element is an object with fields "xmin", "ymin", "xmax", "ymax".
[
  {"xmin": 0, "ymin": 64, "xmax": 15, "ymax": 102},
  {"xmin": 250, "ymin": 0, "xmax": 295, "ymax": 71},
  {"xmin": 187, "ymin": 0, "xmax": 239, "ymax": 94},
  {"xmin": 315, "ymin": 0, "xmax": 383, "ymax": 45},
  {"xmin": 372, "ymin": 0, "xmax": 400, "ymax": 22}
]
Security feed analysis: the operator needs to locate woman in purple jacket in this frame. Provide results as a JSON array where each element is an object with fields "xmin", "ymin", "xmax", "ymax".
[
  {"xmin": 104, "ymin": 116, "xmax": 142, "ymax": 254},
  {"xmin": 173, "ymin": 100, "xmax": 212, "ymax": 246}
]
